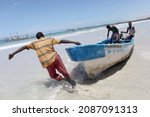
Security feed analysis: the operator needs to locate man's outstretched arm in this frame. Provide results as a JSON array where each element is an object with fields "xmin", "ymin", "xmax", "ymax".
[
  {"xmin": 8, "ymin": 46, "xmax": 29, "ymax": 60},
  {"xmin": 121, "ymin": 27, "xmax": 129, "ymax": 34},
  {"xmin": 60, "ymin": 40, "xmax": 81, "ymax": 45}
]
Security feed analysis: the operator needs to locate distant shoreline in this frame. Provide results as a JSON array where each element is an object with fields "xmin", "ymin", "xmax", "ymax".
[
  {"xmin": 0, "ymin": 16, "xmax": 150, "ymax": 42},
  {"xmin": 109, "ymin": 17, "xmax": 150, "ymax": 25}
]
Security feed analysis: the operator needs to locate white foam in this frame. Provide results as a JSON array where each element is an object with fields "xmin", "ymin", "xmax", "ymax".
[
  {"xmin": 48, "ymin": 86, "xmax": 62, "ymax": 99},
  {"xmin": 133, "ymin": 19, "xmax": 150, "ymax": 25},
  {"xmin": 54, "ymin": 27, "xmax": 105, "ymax": 39},
  {"xmin": 0, "ymin": 41, "xmax": 32, "ymax": 51},
  {"xmin": 54, "ymin": 33, "xmax": 80, "ymax": 39},
  {"xmin": 117, "ymin": 24, "xmax": 127, "ymax": 28},
  {"xmin": 140, "ymin": 51, "xmax": 150, "ymax": 61}
]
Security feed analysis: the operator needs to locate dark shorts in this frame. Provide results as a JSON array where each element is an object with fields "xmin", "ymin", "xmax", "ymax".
[
  {"xmin": 110, "ymin": 33, "xmax": 120, "ymax": 43},
  {"xmin": 126, "ymin": 35, "xmax": 134, "ymax": 40}
]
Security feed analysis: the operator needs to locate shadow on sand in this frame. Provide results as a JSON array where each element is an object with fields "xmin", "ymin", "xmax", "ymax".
[{"xmin": 70, "ymin": 47, "xmax": 134, "ymax": 85}]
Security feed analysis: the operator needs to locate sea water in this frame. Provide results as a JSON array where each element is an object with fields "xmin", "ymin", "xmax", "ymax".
[{"xmin": 0, "ymin": 20, "xmax": 150, "ymax": 100}]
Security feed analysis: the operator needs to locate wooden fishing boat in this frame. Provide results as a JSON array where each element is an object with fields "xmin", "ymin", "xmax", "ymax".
[{"xmin": 66, "ymin": 39, "xmax": 134, "ymax": 78}]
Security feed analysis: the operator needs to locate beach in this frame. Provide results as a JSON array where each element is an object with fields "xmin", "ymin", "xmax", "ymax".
[{"xmin": 0, "ymin": 20, "xmax": 150, "ymax": 100}]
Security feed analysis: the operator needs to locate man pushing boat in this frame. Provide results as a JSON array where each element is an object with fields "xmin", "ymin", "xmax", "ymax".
[
  {"xmin": 8, "ymin": 32, "xmax": 81, "ymax": 86},
  {"xmin": 106, "ymin": 25, "xmax": 120, "ymax": 43}
]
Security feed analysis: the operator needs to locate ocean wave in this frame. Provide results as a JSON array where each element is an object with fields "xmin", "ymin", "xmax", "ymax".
[
  {"xmin": 134, "ymin": 19, "xmax": 150, "ymax": 24},
  {"xmin": 54, "ymin": 27, "xmax": 105, "ymax": 39},
  {"xmin": 54, "ymin": 32, "xmax": 80, "ymax": 39},
  {"xmin": 1, "ymin": 20, "xmax": 149, "ymax": 51},
  {"xmin": 0, "ymin": 41, "xmax": 32, "ymax": 51}
]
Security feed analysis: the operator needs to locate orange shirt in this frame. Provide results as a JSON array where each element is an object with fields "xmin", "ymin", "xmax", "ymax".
[{"xmin": 26, "ymin": 38, "xmax": 61, "ymax": 68}]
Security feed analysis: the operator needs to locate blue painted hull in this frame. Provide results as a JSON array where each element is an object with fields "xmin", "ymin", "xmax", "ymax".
[
  {"xmin": 66, "ymin": 38, "xmax": 134, "ymax": 78},
  {"xmin": 66, "ymin": 39, "xmax": 134, "ymax": 62}
]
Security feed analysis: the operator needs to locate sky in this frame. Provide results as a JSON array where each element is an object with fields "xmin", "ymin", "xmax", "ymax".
[{"xmin": 0, "ymin": 0, "xmax": 150, "ymax": 38}]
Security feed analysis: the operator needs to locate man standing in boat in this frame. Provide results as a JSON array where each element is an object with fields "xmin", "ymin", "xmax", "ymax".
[
  {"xmin": 106, "ymin": 25, "xmax": 120, "ymax": 43},
  {"xmin": 8, "ymin": 32, "xmax": 81, "ymax": 86},
  {"xmin": 121, "ymin": 22, "xmax": 135, "ymax": 40}
]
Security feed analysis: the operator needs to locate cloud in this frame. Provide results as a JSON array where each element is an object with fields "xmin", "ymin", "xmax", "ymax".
[
  {"xmin": 10, "ymin": 0, "xmax": 23, "ymax": 8},
  {"xmin": 13, "ymin": 2, "xmax": 22, "ymax": 6}
]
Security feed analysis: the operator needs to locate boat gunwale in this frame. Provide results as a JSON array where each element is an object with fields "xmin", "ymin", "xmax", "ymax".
[{"xmin": 66, "ymin": 38, "xmax": 134, "ymax": 50}]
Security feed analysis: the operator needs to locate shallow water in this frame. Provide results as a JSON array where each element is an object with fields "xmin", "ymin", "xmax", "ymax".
[{"xmin": 0, "ymin": 20, "xmax": 150, "ymax": 100}]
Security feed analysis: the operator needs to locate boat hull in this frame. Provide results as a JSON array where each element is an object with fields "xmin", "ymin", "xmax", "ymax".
[{"xmin": 66, "ymin": 39, "xmax": 134, "ymax": 78}]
